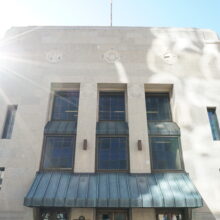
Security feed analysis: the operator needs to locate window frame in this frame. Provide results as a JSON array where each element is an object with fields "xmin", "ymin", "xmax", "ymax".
[
  {"xmin": 40, "ymin": 134, "xmax": 76, "ymax": 172},
  {"xmin": 40, "ymin": 89, "xmax": 79, "ymax": 171},
  {"xmin": 96, "ymin": 135, "xmax": 130, "ymax": 173},
  {"xmin": 98, "ymin": 91, "xmax": 127, "ymax": 122},
  {"xmin": 149, "ymin": 135, "xmax": 185, "ymax": 173},
  {"xmin": 145, "ymin": 92, "xmax": 173, "ymax": 122},
  {"xmin": 51, "ymin": 90, "xmax": 80, "ymax": 122},
  {"xmin": 207, "ymin": 107, "xmax": 220, "ymax": 140}
]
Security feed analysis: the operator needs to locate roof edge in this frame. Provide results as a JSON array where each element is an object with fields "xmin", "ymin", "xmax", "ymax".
[{"xmin": 6, "ymin": 25, "xmax": 217, "ymax": 32}]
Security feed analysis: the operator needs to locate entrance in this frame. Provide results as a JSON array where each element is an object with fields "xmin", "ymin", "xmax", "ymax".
[
  {"xmin": 39, "ymin": 208, "xmax": 68, "ymax": 220},
  {"xmin": 156, "ymin": 209, "xmax": 185, "ymax": 220},
  {"xmin": 97, "ymin": 210, "xmax": 128, "ymax": 220}
]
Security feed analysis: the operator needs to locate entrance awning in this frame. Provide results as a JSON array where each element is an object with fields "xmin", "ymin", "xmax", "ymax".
[{"xmin": 24, "ymin": 172, "xmax": 203, "ymax": 208}]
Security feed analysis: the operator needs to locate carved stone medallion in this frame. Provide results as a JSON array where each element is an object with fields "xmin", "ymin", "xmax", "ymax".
[
  {"xmin": 46, "ymin": 50, "xmax": 63, "ymax": 63},
  {"xmin": 103, "ymin": 49, "xmax": 120, "ymax": 63},
  {"xmin": 162, "ymin": 51, "xmax": 177, "ymax": 65}
]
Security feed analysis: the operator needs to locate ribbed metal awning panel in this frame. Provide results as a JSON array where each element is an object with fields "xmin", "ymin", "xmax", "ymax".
[
  {"xmin": 96, "ymin": 122, "xmax": 129, "ymax": 135},
  {"xmin": 44, "ymin": 121, "xmax": 77, "ymax": 135},
  {"xmin": 148, "ymin": 122, "xmax": 180, "ymax": 136},
  {"xmin": 24, "ymin": 172, "xmax": 202, "ymax": 208}
]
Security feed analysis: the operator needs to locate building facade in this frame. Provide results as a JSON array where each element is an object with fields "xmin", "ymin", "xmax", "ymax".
[{"xmin": 0, "ymin": 26, "xmax": 219, "ymax": 220}]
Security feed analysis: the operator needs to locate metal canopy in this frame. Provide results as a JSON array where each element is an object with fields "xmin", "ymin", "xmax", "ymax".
[
  {"xmin": 148, "ymin": 122, "xmax": 180, "ymax": 136},
  {"xmin": 24, "ymin": 172, "xmax": 202, "ymax": 208},
  {"xmin": 44, "ymin": 121, "xmax": 77, "ymax": 135},
  {"xmin": 96, "ymin": 121, "xmax": 129, "ymax": 135}
]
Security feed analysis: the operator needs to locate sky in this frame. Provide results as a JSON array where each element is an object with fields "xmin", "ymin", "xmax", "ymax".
[{"xmin": 0, "ymin": 0, "xmax": 220, "ymax": 39}]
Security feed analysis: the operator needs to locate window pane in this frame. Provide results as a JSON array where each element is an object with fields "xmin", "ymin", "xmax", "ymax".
[
  {"xmin": 146, "ymin": 93, "xmax": 171, "ymax": 121},
  {"xmin": 150, "ymin": 137, "xmax": 182, "ymax": 170},
  {"xmin": 207, "ymin": 108, "xmax": 220, "ymax": 140},
  {"xmin": 99, "ymin": 92, "xmax": 125, "ymax": 121},
  {"xmin": 97, "ymin": 137, "xmax": 128, "ymax": 170},
  {"xmin": 43, "ymin": 136, "xmax": 75, "ymax": 169},
  {"xmin": 52, "ymin": 91, "xmax": 79, "ymax": 121},
  {"xmin": 2, "ymin": 105, "xmax": 17, "ymax": 139}
]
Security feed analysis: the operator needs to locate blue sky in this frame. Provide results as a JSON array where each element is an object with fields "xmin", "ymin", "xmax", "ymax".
[{"xmin": 0, "ymin": 0, "xmax": 219, "ymax": 38}]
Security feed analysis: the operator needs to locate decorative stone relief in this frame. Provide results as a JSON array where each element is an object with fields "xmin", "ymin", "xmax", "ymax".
[
  {"xmin": 46, "ymin": 50, "xmax": 63, "ymax": 63},
  {"xmin": 162, "ymin": 51, "xmax": 178, "ymax": 65},
  {"xmin": 103, "ymin": 49, "xmax": 120, "ymax": 63},
  {"xmin": 129, "ymin": 84, "xmax": 143, "ymax": 98}
]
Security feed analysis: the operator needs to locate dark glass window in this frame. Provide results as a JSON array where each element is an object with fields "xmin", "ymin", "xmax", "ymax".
[
  {"xmin": 2, "ymin": 105, "xmax": 17, "ymax": 139},
  {"xmin": 0, "ymin": 167, "xmax": 5, "ymax": 190},
  {"xmin": 150, "ymin": 137, "xmax": 183, "ymax": 170},
  {"xmin": 43, "ymin": 136, "xmax": 75, "ymax": 169},
  {"xmin": 52, "ymin": 91, "xmax": 79, "ymax": 121},
  {"xmin": 99, "ymin": 92, "xmax": 125, "ymax": 121},
  {"xmin": 97, "ymin": 210, "xmax": 128, "ymax": 220},
  {"xmin": 207, "ymin": 108, "xmax": 220, "ymax": 140},
  {"xmin": 40, "ymin": 209, "xmax": 68, "ymax": 220},
  {"xmin": 145, "ymin": 93, "xmax": 171, "ymax": 121},
  {"xmin": 97, "ymin": 137, "xmax": 128, "ymax": 171}
]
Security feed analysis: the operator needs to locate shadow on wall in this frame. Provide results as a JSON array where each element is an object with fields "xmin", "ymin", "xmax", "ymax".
[
  {"xmin": 144, "ymin": 28, "xmax": 220, "ymax": 220},
  {"xmin": 193, "ymin": 202, "xmax": 217, "ymax": 220}
]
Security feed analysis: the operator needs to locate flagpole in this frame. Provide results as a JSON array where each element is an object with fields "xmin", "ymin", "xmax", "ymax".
[{"xmin": 110, "ymin": 0, "xmax": 112, "ymax": 26}]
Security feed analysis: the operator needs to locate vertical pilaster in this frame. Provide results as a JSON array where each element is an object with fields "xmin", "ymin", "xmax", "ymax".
[
  {"xmin": 127, "ymin": 83, "xmax": 151, "ymax": 173},
  {"xmin": 74, "ymin": 83, "xmax": 97, "ymax": 173}
]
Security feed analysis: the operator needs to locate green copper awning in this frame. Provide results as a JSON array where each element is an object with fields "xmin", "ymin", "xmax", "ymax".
[
  {"xmin": 44, "ymin": 121, "xmax": 77, "ymax": 135},
  {"xmin": 24, "ymin": 172, "xmax": 202, "ymax": 208},
  {"xmin": 96, "ymin": 121, "xmax": 129, "ymax": 135},
  {"xmin": 148, "ymin": 122, "xmax": 180, "ymax": 136}
]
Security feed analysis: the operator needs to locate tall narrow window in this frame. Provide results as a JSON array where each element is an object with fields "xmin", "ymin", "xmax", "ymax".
[
  {"xmin": 52, "ymin": 91, "xmax": 79, "ymax": 121},
  {"xmin": 145, "ymin": 93, "xmax": 172, "ymax": 121},
  {"xmin": 0, "ymin": 167, "xmax": 5, "ymax": 190},
  {"xmin": 207, "ymin": 107, "xmax": 220, "ymax": 140},
  {"xmin": 41, "ymin": 90, "xmax": 79, "ymax": 170},
  {"xmin": 99, "ymin": 92, "xmax": 125, "ymax": 121},
  {"xmin": 2, "ymin": 105, "xmax": 17, "ymax": 139}
]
